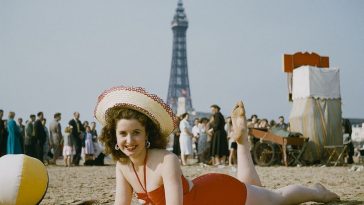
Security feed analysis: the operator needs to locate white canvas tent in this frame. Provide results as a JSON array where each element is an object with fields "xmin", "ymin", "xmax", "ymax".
[{"xmin": 289, "ymin": 66, "xmax": 343, "ymax": 162}]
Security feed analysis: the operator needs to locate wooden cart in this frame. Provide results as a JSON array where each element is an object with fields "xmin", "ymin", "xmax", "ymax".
[{"xmin": 248, "ymin": 128, "xmax": 309, "ymax": 166}]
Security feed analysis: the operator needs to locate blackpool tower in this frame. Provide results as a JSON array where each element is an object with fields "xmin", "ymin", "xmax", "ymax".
[{"xmin": 166, "ymin": 0, "xmax": 193, "ymax": 113}]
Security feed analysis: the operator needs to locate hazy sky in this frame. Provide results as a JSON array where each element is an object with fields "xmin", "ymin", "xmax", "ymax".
[{"xmin": 1, "ymin": 0, "xmax": 363, "ymax": 127}]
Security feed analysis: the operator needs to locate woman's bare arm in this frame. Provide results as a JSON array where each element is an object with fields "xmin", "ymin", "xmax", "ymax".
[
  {"xmin": 162, "ymin": 153, "xmax": 183, "ymax": 205},
  {"xmin": 114, "ymin": 162, "xmax": 133, "ymax": 205},
  {"xmin": 184, "ymin": 127, "xmax": 194, "ymax": 137}
]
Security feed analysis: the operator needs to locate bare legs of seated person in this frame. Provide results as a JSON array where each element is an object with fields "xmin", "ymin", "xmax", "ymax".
[{"xmin": 231, "ymin": 101, "xmax": 340, "ymax": 205}]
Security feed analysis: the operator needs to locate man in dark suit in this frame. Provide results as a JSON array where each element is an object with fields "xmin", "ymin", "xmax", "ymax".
[
  {"xmin": 25, "ymin": 114, "xmax": 36, "ymax": 157},
  {"xmin": 34, "ymin": 112, "xmax": 46, "ymax": 162},
  {"xmin": 17, "ymin": 117, "xmax": 25, "ymax": 154},
  {"xmin": 69, "ymin": 112, "xmax": 84, "ymax": 166}
]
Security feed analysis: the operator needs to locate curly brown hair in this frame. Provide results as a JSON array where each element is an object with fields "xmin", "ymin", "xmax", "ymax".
[{"xmin": 99, "ymin": 106, "xmax": 168, "ymax": 163}]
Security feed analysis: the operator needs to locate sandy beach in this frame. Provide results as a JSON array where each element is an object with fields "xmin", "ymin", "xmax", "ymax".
[{"xmin": 40, "ymin": 158, "xmax": 364, "ymax": 205}]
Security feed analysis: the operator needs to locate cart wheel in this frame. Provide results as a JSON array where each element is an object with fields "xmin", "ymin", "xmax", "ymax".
[{"xmin": 253, "ymin": 141, "xmax": 276, "ymax": 166}]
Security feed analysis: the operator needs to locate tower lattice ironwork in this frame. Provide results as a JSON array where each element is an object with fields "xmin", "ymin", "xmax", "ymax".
[{"xmin": 166, "ymin": 0, "xmax": 193, "ymax": 113}]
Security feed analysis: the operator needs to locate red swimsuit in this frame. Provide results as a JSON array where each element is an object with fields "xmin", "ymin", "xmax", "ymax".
[{"xmin": 132, "ymin": 152, "xmax": 247, "ymax": 205}]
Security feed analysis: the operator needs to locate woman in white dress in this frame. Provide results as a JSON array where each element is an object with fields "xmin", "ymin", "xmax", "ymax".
[{"xmin": 179, "ymin": 113, "xmax": 193, "ymax": 165}]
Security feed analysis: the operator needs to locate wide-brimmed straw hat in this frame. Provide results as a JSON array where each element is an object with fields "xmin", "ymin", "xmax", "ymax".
[{"xmin": 94, "ymin": 86, "xmax": 177, "ymax": 138}]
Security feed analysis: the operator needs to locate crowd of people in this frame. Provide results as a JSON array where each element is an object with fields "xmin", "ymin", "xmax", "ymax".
[
  {"xmin": 0, "ymin": 109, "xmax": 103, "ymax": 166},
  {"xmin": 0, "ymin": 106, "xmax": 288, "ymax": 168},
  {"xmin": 171, "ymin": 105, "xmax": 289, "ymax": 167},
  {"xmin": 2, "ymin": 106, "xmax": 355, "ymax": 167}
]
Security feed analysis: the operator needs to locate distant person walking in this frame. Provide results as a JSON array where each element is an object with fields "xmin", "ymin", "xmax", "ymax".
[
  {"xmin": 6, "ymin": 112, "xmax": 22, "ymax": 154},
  {"xmin": 197, "ymin": 118, "xmax": 209, "ymax": 163},
  {"xmin": 17, "ymin": 118, "xmax": 25, "ymax": 153},
  {"xmin": 24, "ymin": 114, "xmax": 36, "ymax": 157},
  {"xmin": 192, "ymin": 118, "xmax": 200, "ymax": 160},
  {"xmin": 209, "ymin": 104, "xmax": 229, "ymax": 166},
  {"xmin": 90, "ymin": 121, "xmax": 98, "ymax": 142},
  {"xmin": 342, "ymin": 118, "xmax": 354, "ymax": 164},
  {"xmin": 42, "ymin": 118, "xmax": 51, "ymax": 164},
  {"xmin": 226, "ymin": 117, "xmax": 237, "ymax": 166},
  {"xmin": 0, "ymin": 109, "xmax": 7, "ymax": 157},
  {"xmin": 172, "ymin": 117, "xmax": 181, "ymax": 157},
  {"xmin": 83, "ymin": 126, "xmax": 95, "ymax": 161},
  {"xmin": 69, "ymin": 112, "xmax": 84, "ymax": 166},
  {"xmin": 49, "ymin": 113, "xmax": 63, "ymax": 164},
  {"xmin": 34, "ymin": 112, "xmax": 46, "ymax": 162},
  {"xmin": 63, "ymin": 126, "xmax": 74, "ymax": 167},
  {"xmin": 179, "ymin": 112, "xmax": 193, "ymax": 166}
]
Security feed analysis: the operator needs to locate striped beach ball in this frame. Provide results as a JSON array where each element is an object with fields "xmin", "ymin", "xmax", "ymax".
[{"xmin": 0, "ymin": 154, "xmax": 48, "ymax": 205}]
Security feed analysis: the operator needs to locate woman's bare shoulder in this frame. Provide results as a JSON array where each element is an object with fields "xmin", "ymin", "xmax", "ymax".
[
  {"xmin": 146, "ymin": 150, "xmax": 179, "ymax": 169},
  {"xmin": 150, "ymin": 149, "xmax": 178, "ymax": 161},
  {"xmin": 115, "ymin": 160, "xmax": 130, "ymax": 173},
  {"xmin": 149, "ymin": 150, "xmax": 180, "ymax": 170}
]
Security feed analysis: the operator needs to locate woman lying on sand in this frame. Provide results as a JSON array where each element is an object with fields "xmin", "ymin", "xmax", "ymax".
[{"xmin": 95, "ymin": 86, "xmax": 340, "ymax": 205}]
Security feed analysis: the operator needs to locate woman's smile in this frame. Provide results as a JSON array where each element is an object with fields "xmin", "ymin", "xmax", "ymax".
[{"xmin": 124, "ymin": 144, "xmax": 138, "ymax": 152}]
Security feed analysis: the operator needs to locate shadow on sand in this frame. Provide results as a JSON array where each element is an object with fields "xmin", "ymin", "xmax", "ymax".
[{"xmin": 325, "ymin": 200, "xmax": 364, "ymax": 205}]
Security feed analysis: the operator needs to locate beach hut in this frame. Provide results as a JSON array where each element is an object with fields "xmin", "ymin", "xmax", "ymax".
[
  {"xmin": 282, "ymin": 52, "xmax": 342, "ymax": 163},
  {"xmin": 289, "ymin": 66, "xmax": 342, "ymax": 162}
]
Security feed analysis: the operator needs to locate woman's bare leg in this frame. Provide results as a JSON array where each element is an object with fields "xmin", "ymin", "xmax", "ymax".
[
  {"xmin": 67, "ymin": 156, "xmax": 71, "ymax": 167},
  {"xmin": 228, "ymin": 149, "xmax": 234, "ymax": 166},
  {"xmin": 214, "ymin": 156, "xmax": 220, "ymax": 165},
  {"xmin": 245, "ymin": 183, "xmax": 340, "ymax": 205},
  {"xmin": 221, "ymin": 155, "xmax": 226, "ymax": 165},
  {"xmin": 69, "ymin": 155, "xmax": 73, "ymax": 166},
  {"xmin": 231, "ymin": 101, "xmax": 261, "ymax": 186},
  {"xmin": 232, "ymin": 101, "xmax": 339, "ymax": 204},
  {"xmin": 64, "ymin": 156, "xmax": 67, "ymax": 167},
  {"xmin": 181, "ymin": 154, "xmax": 187, "ymax": 165},
  {"xmin": 228, "ymin": 149, "xmax": 237, "ymax": 166}
]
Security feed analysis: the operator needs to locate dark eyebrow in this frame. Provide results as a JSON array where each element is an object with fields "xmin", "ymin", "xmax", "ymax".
[{"xmin": 118, "ymin": 128, "xmax": 142, "ymax": 132}]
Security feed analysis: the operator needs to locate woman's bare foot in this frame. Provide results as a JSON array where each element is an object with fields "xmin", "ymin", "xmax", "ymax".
[
  {"xmin": 231, "ymin": 101, "xmax": 248, "ymax": 144},
  {"xmin": 313, "ymin": 183, "xmax": 340, "ymax": 203}
]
